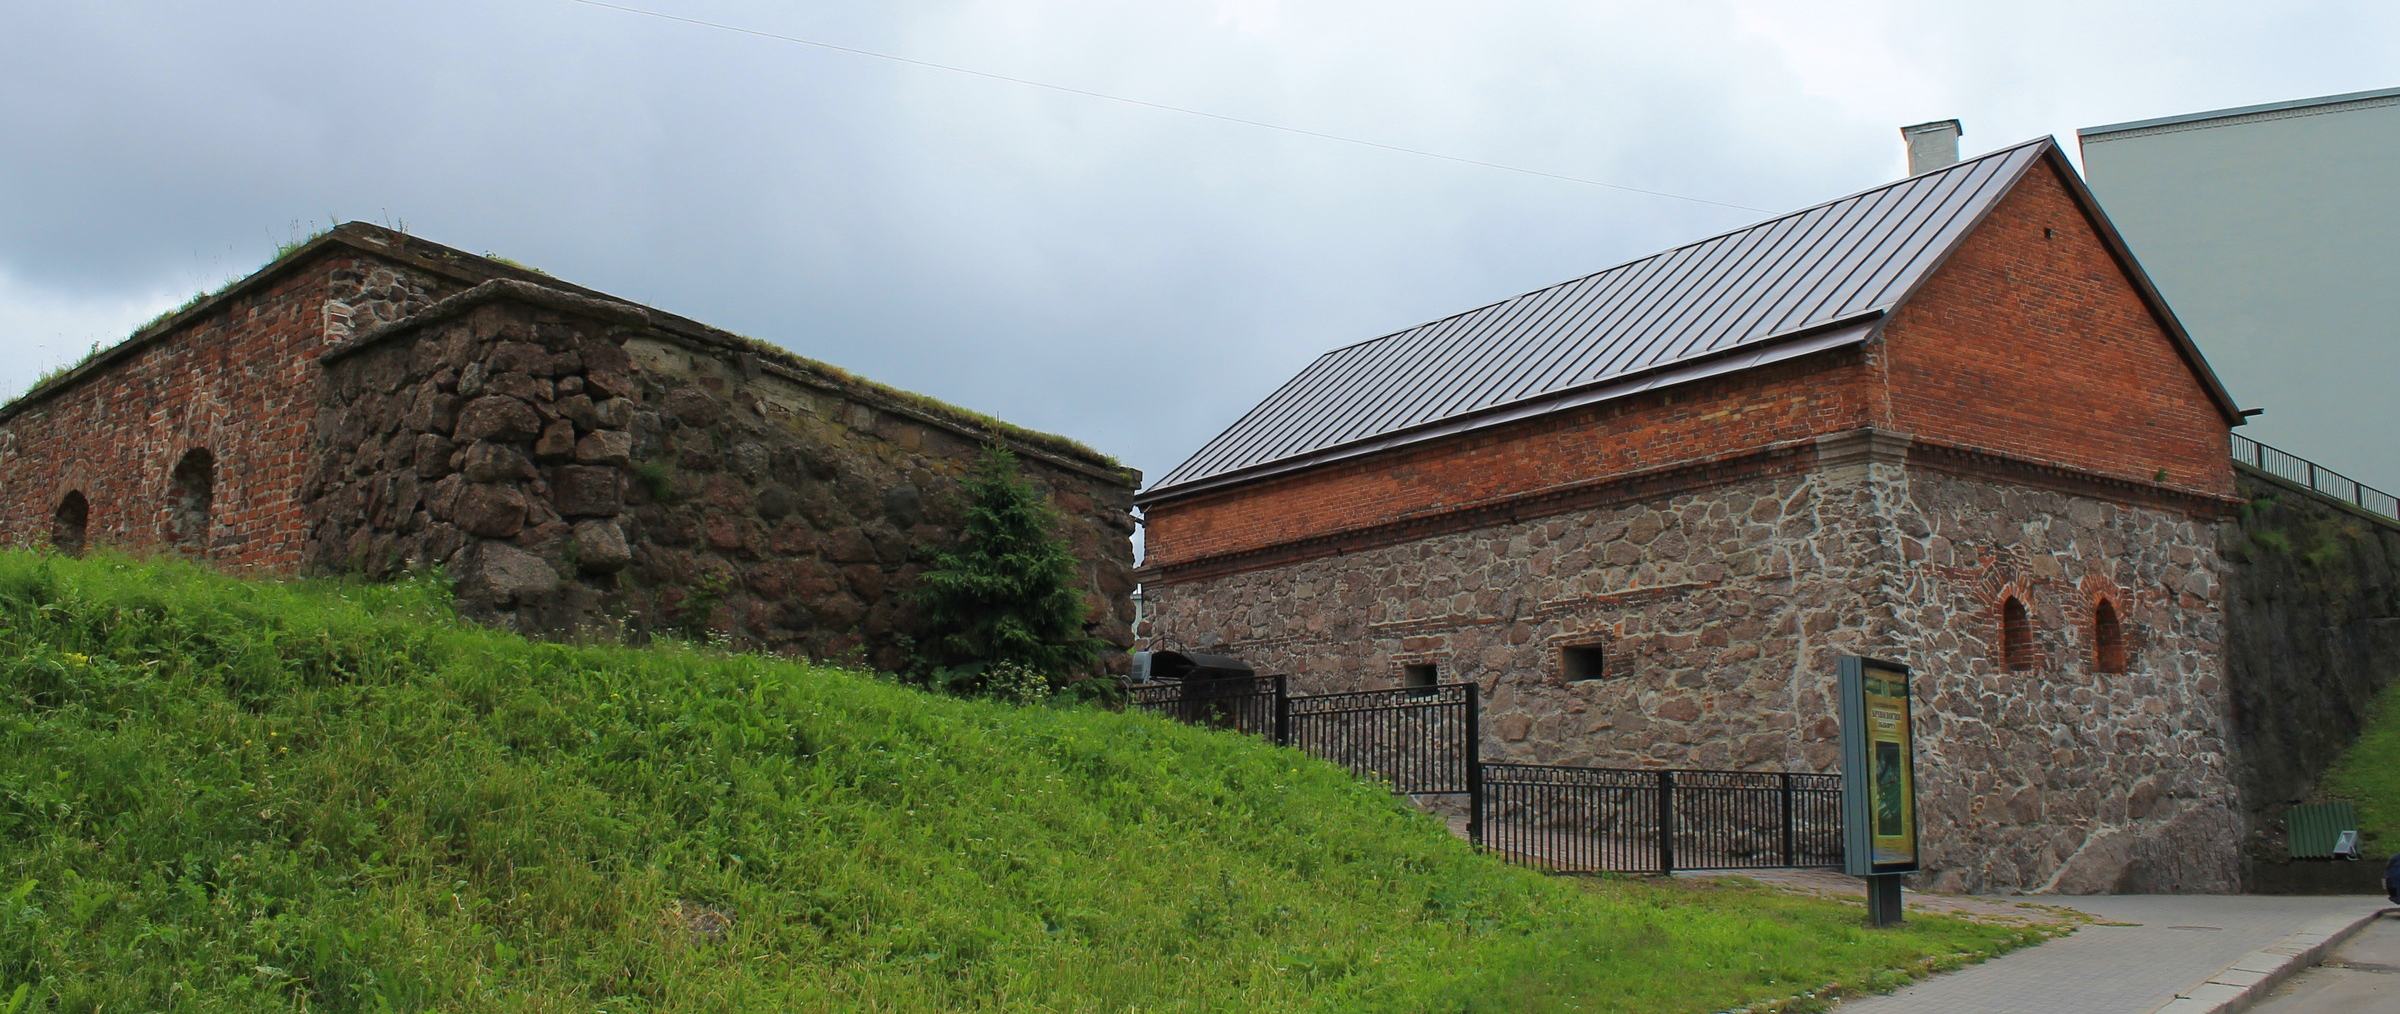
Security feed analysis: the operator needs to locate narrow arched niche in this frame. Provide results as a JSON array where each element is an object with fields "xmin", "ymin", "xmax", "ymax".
[
  {"xmin": 2001, "ymin": 596, "xmax": 2035, "ymax": 671},
  {"xmin": 2094, "ymin": 599, "xmax": 2127, "ymax": 674},
  {"xmin": 52, "ymin": 491, "xmax": 89, "ymax": 556},
  {"xmin": 168, "ymin": 449, "xmax": 215, "ymax": 554}
]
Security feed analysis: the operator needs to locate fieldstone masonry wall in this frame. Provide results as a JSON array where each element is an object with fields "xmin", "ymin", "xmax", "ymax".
[
  {"xmin": 313, "ymin": 280, "xmax": 1139, "ymax": 672},
  {"xmin": 1143, "ymin": 440, "xmax": 2237, "ymax": 893}
]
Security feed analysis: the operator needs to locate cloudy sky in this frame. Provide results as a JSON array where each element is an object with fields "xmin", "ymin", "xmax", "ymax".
[{"xmin": 3, "ymin": 1, "xmax": 2395, "ymax": 493}]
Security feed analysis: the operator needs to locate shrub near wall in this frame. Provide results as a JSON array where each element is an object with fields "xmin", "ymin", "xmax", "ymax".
[{"xmin": 311, "ymin": 281, "xmax": 1139, "ymax": 671}]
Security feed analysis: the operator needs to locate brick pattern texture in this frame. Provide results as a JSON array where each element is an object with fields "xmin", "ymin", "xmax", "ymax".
[
  {"xmin": 0, "ymin": 256, "xmax": 447, "ymax": 569},
  {"xmin": 1878, "ymin": 161, "xmax": 2235, "ymax": 497}
]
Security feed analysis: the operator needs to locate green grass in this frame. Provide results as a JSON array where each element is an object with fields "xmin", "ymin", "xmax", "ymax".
[
  {"xmin": 2322, "ymin": 679, "xmax": 2400, "ymax": 854},
  {"xmin": 0, "ymin": 551, "xmax": 2048, "ymax": 1012}
]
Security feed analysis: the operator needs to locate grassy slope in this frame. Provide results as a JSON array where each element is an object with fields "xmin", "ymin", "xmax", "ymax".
[
  {"xmin": 0, "ymin": 552, "xmax": 2042, "ymax": 1012},
  {"xmin": 2322, "ymin": 681, "xmax": 2400, "ymax": 855}
]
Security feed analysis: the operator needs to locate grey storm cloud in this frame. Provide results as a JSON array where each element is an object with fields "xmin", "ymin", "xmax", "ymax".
[{"xmin": 3, "ymin": 0, "xmax": 2396, "ymax": 489}]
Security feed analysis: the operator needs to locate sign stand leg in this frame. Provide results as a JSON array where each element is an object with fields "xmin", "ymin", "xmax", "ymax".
[{"xmin": 1866, "ymin": 874, "xmax": 1904, "ymax": 927}]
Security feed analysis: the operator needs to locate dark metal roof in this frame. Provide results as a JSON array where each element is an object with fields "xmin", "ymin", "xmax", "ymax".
[{"xmin": 1143, "ymin": 138, "xmax": 2055, "ymax": 503}]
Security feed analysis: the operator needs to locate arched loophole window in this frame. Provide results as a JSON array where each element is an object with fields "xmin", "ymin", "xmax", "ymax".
[
  {"xmin": 52, "ymin": 491, "xmax": 89, "ymax": 556},
  {"xmin": 2001, "ymin": 596, "xmax": 2035, "ymax": 671},
  {"xmin": 169, "ymin": 449, "xmax": 215, "ymax": 553},
  {"xmin": 2094, "ymin": 599, "xmax": 2127, "ymax": 673}
]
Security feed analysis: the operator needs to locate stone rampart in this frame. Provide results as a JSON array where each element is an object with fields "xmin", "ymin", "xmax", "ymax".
[
  {"xmin": 312, "ymin": 280, "xmax": 1139, "ymax": 672},
  {"xmin": 2222, "ymin": 466, "xmax": 2400, "ymax": 891}
]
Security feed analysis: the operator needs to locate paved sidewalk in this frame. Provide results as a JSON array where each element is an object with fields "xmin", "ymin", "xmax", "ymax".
[
  {"xmin": 2247, "ymin": 910, "xmax": 2400, "ymax": 1011},
  {"xmin": 1832, "ymin": 894, "xmax": 2390, "ymax": 1014}
]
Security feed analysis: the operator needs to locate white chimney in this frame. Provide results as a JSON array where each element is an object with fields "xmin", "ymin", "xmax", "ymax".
[{"xmin": 1901, "ymin": 120, "xmax": 1963, "ymax": 175}]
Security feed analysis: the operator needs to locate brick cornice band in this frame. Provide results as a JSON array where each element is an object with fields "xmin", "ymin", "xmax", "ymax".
[{"xmin": 1138, "ymin": 429, "xmax": 2241, "ymax": 586}]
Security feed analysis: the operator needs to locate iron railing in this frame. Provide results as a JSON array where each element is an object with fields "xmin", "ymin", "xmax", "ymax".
[
  {"xmin": 1128, "ymin": 675, "xmax": 1838, "ymax": 874},
  {"xmin": 1126, "ymin": 674, "xmax": 1286, "ymax": 741},
  {"xmin": 2234, "ymin": 434, "xmax": 2400, "ymax": 521},
  {"xmin": 1285, "ymin": 684, "xmax": 1479, "ymax": 797},
  {"xmin": 1479, "ymin": 764, "xmax": 1841, "ymax": 874}
]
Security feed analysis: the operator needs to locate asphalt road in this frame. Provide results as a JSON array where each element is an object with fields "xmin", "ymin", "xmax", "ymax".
[{"xmin": 2248, "ymin": 910, "xmax": 2400, "ymax": 1012}]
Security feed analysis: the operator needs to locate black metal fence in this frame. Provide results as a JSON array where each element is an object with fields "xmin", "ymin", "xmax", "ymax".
[
  {"xmin": 1478, "ymin": 763, "xmax": 1659, "ymax": 873},
  {"xmin": 1127, "ymin": 674, "xmax": 1286, "ymax": 740},
  {"xmin": 2234, "ymin": 434, "xmax": 2400, "ymax": 521},
  {"xmin": 1286, "ymin": 684, "xmax": 1479, "ymax": 796},
  {"xmin": 1128, "ymin": 675, "xmax": 1838, "ymax": 874},
  {"xmin": 1478, "ymin": 765, "xmax": 1840, "ymax": 873}
]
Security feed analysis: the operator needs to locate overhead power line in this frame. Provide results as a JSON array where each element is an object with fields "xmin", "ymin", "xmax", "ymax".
[{"xmin": 553, "ymin": 0, "xmax": 1770, "ymax": 214}]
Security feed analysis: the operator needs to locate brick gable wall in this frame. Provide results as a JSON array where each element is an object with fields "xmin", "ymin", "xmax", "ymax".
[
  {"xmin": 0, "ymin": 252, "xmax": 451, "ymax": 570},
  {"xmin": 1877, "ymin": 159, "xmax": 2236, "ymax": 497}
]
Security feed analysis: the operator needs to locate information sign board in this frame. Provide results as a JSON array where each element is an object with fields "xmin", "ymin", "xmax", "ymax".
[{"xmin": 1840, "ymin": 656, "xmax": 1920, "ymax": 876}]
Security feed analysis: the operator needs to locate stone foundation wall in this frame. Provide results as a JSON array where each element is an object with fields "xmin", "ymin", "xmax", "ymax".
[
  {"xmin": 1141, "ymin": 447, "xmax": 2236, "ymax": 893},
  {"xmin": 1881, "ymin": 468, "xmax": 2235, "ymax": 893},
  {"xmin": 312, "ymin": 280, "xmax": 1139, "ymax": 673}
]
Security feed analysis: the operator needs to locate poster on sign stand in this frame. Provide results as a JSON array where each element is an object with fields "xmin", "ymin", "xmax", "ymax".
[{"xmin": 1839, "ymin": 656, "xmax": 1919, "ymax": 926}]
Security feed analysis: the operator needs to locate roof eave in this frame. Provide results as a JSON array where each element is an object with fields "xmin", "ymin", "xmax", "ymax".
[
  {"xmin": 1136, "ymin": 312, "xmax": 1885, "ymax": 508},
  {"xmin": 2078, "ymin": 85, "xmax": 2400, "ymax": 139}
]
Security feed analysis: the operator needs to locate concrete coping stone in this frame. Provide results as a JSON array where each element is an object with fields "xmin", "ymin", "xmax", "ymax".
[{"xmin": 2147, "ymin": 906, "xmax": 2393, "ymax": 1014}]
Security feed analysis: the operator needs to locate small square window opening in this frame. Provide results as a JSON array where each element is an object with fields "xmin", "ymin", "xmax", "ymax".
[{"xmin": 1561, "ymin": 644, "xmax": 1609, "ymax": 681}]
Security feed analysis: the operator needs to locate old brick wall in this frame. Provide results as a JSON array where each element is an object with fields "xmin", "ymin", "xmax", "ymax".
[
  {"xmin": 0, "ymin": 249, "xmax": 447, "ymax": 568},
  {"xmin": 1143, "ymin": 348, "xmax": 1880, "ymax": 571},
  {"xmin": 1879, "ymin": 159, "xmax": 2238, "ymax": 498},
  {"xmin": 1142, "ymin": 447, "xmax": 2238, "ymax": 893},
  {"xmin": 313, "ymin": 281, "xmax": 1139, "ymax": 672}
]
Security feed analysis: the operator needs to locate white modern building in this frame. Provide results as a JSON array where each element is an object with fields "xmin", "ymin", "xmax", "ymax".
[{"xmin": 2080, "ymin": 87, "xmax": 2400, "ymax": 490}]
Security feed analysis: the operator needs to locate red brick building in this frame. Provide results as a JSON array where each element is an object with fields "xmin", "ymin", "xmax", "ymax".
[
  {"xmin": 0, "ymin": 224, "xmax": 1138, "ymax": 668},
  {"xmin": 1137, "ymin": 138, "xmax": 2251, "ymax": 893}
]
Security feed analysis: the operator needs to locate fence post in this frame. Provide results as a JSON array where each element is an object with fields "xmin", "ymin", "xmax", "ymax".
[
  {"xmin": 1465, "ymin": 688, "xmax": 1484, "ymax": 846},
  {"xmin": 1657, "ymin": 770, "xmax": 1676, "ymax": 874},
  {"xmin": 1273, "ymin": 675, "xmax": 1290, "ymax": 746},
  {"xmin": 1779, "ymin": 772, "xmax": 1795, "ymax": 868}
]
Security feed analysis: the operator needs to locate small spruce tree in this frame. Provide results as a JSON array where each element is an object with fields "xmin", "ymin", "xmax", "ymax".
[{"xmin": 911, "ymin": 447, "xmax": 1101, "ymax": 698}]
